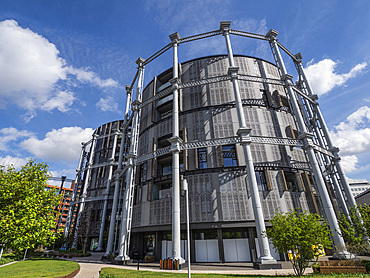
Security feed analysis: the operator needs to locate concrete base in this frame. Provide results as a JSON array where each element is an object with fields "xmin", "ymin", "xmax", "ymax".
[
  {"xmin": 253, "ymin": 262, "xmax": 282, "ymax": 270},
  {"xmin": 333, "ymin": 251, "xmax": 355, "ymax": 260},
  {"xmin": 175, "ymin": 257, "xmax": 186, "ymax": 265},
  {"xmin": 111, "ymin": 258, "xmax": 133, "ymax": 265}
]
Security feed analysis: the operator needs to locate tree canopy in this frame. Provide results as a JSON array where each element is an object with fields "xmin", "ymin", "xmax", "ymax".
[
  {"xmin": 264, "ymin": 210, "xmax": 332, "ymax": 276},
  {"xmin": 338, "ymin": 204, "xmax": 370, "ymax": 254},
  {"xmin": 0, "ymin": 160, "xmax": 61, "ymax": 254}
]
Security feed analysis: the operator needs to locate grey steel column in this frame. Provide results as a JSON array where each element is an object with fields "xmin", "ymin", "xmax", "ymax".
[
  {"xmin": 293, "ymin": 56, "xmax": 349, "ymax": 217},
  {"xmin": 294, "ymin": 55, "xmax": 356, "ymax": 209},
  {"xmin": 220, "ymin": 21, "xmax": 276, "ymax": 264},
  {"xmin": 97, "ymin": 131, "xmax": 119, "ymax": 251},
  {"xmin": 267, "ymin": 29, "xmax": 349, "ymax": 258},
  {"xmin": 116, "ymin": 58, "xmax": 145, "ymax": 261},
  {"xmin": 105, "ymin": 86, "xmax": 132, "ymax": 256},
  {"xmin": 169, "ymin": 32, "xmax": 184, "ymax": 263},
  {"xmin": 73, "ymin": 134, "xmax": 98, "ymax": 247},
  {"xmin": 64, "ymin": 142, "xmax": 86, "ymax": 238}
]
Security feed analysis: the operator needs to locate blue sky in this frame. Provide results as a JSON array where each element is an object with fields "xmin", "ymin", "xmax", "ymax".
[{"xmin": 0, "ymin": 0, "xmax": 369, "ymax": 184}]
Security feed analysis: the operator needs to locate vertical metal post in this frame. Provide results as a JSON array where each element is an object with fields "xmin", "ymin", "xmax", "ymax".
[
  {"xmin": 97, "ymin": 131, "xmax": 119, "ymax": 251},
  {"xmin": 64, "ymin": 143, "xmax": 86, "ymax": 238},
  {"xmin": 183, "ymin": 179, "xmax": 191, "ymax": 278},
  {"xmin": 169, "ymin": 32, "xmax": 184, "ymax": 264},
  {"xmin": 220, "ymin": 21, "xmax": 276, "ymax": 264},
  {"xmin": 294, "ymin": 56, "xmax": 356, "ymax": 209},
  {"xmin": 105, "ymin": 86, "xmax": 132, "ymax": 256},
  {"xmin": 116, "ymin": 58, "xmax": 145, "ymax": 262},
  {"xmin": 267, "ymin": 29, "xmax": 350, "ymax": 258},
  {"xmin": 294, "ymin": 55, "xmax": 349, "ymax": 217},
  {"xmin": 73, "ymin": 134, "xmax": 98, "ymax": 247}
]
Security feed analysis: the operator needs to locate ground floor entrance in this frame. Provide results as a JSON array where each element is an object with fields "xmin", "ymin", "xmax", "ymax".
[{"xmin": 131, "ymin": 226, "xmax": 282, "ymax": 263}]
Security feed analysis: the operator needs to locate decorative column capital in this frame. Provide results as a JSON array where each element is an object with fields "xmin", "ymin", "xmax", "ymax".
[
  {"xmin": 298, "ymin": 132, "xmax": 315, "ymax": 150},
  {"xmin": 131, "ymin": 99, "xmax": 141, "ymax": 111},
  {"xmin": 169, "ymin": 32, "xmax": 181, "ymax": 43},
  {"xmin": 126, "ymin": 153, "xmax": 137, "ymax": 167},
  {"xmin": 136, "ymin": 57, "xmax": 145, "ymax": 68},
  {"xmin": 126, "ymin": 85, "xmax": 133, "ymax": 94},
  {"xmin": 168, "ymin": 136, "xmax": 183, "ymax": 152},
  {"xmin": 297, "ymin": 131, "xmax": 314, "ymax": 140},
  {"xmin": 294, "ymin": 53, "xmax": 303, "ymax": 63},
  {"xmin": 265, "ymin": 29, "xmax": 279, "ymax": 41},
  {"xmin": 282, "ymin": 73, "xmax": 294, "ymax": 82},
  {"xmin": 329, "ymin": 146, "xmax": 340, "ymax": 153},
  {"xmin": 220, "ymin": 21, "xmax": 231, "ymax": 33},
  {"xmin": 310, "ymin": 94, "xmax": 319, "ymax": 102},
  {"xmin": 170, "ymin": 77, "xmax": 180, "ymax": 89},
  {"xmin": 228, "ymin": 66, "xmax": 239, "ymax": 80},
  {"xmin": 237, "ymin": 127, "xmax": 252, "ymax": 144}
]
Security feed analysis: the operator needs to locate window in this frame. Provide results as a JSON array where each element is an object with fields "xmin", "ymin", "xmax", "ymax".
[
  {"xmin": 283, "ymin": 171, "xmax": 298, "ymax": 192},
  {"xmin": 222, "ymin": 145, "xmax": 238, "ymax": 167},
  {"xmin": 152, "ymin": 183, "xmax": 171, "ymax": 200},
  {"xmin": 161, "ymin": 163, "xmax": 172, "ymax": 176},
  {"xmin": 197, "ymin": 148, "xmax": 207, "ymax": 169},
  {"xmin": 255, "ymin": 170, "xmax": 271, "ymax": 191}
]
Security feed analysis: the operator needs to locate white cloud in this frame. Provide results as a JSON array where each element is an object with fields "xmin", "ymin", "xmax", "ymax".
[
  {"xmin": 0, "ymin": 19, "xmax": 119, "ymax": 117},
  {"xmin": 304, "ymin": 59, "xmax": 367, "ymax": 96},
  {"xmin": 49, "ymin": 169, "xmax": 77, "ymax": 179},
  {"xmin": 41, "ymin": 91, "xmax": 76, "ymax": 112},
  {"xmin": 0, "ymin": 20, "xmax": 67, "ymax": 110},
  {"xmin": 340, "ymin": 155, "xmax": 359, "ymax": 173},
  {"xmin": 330, "ymin": 106, "xmax": 370, "ymax": 173},
  {"xmin": 0, "ymin": 155, "xmax": 29, "ymax": 168},
  {"xmin": 66, "ymin": 67, "xmax": 119, "ymax": 88},
  {"xmin": 96, "ymin": 96, "xmax": 120, "ymax": 112},
  {"xmin": 20, "ymin": 126, "xmax": 93, "ymax": 162},
  {"xmin": 0, "ymin": 127, "xmax": 34, "ymax": 151}
]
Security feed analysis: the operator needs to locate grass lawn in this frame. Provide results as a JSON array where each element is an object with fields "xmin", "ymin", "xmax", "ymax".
[
  {"xmin": 0, "ymin": 257, "xmax": 79, "ymax": 278},
  {"xmin": 99, "ymin": 268, "xmax": 370, "ymax": 278}
]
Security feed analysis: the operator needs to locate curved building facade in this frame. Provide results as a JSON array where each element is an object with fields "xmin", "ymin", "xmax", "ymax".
[
  {"xmin": 67, "ymin": 22, "xmax": 354, "ymax": 264},
  {"xmin": 130, "ymin": 55, "xmax": 316, "ymax": 262},
  {"xmin": 65, "ymin": 120, "xmax": 125, "ymax": 251}
]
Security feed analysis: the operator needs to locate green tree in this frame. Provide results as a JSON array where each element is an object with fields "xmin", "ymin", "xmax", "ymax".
[
  {"xmin": 338, "ymin": 204, "xmax": 370, "ymax": 254},
  {"xmin": 76, "ymin": 209, "xmax": 91, "ymax": 254},
  {"xmin": 0, "ymin": 160, "xmax": 61, "ymax": 256},
  {"xmin": 264, "ymin": 211, "xmax": 332, "ymax": 276}
]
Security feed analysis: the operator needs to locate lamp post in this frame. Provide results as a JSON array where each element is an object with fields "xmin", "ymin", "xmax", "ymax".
[{"xmin": 183, "ymin": 179, "xmax": 191, "ymax": 278}]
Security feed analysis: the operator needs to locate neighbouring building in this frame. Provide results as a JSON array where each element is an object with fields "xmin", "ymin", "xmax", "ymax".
[
  {"xmin": 46, "ymin": 178, "xmax": 75, "ymax": 234},
  {"xmin": 347, "ymin": 178, "xmax": 370, "ymax": 197}
]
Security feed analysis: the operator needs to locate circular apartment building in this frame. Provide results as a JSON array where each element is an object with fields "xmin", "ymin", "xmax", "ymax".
[
  {"xmin": 68, "ymin": 21, "xmax": 354, "ymax": 264},
  {"xmin": 129, "ymin": 54, "xmax": 316, "ymax": 262}
]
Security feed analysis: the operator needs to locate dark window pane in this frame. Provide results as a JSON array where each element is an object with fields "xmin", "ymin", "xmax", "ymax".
[{"xmin": 198, "ymin": 148, "xmax": 207, "ymax": 169}]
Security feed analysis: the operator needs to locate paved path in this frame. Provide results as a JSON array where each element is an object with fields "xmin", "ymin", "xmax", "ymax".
[{"xmin": 68, "ymin": 252, "xmax": 313, "ymax": 277}]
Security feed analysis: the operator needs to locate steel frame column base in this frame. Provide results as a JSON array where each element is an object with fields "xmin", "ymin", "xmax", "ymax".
[
  {"xmin": 172, "ymin": 257, "xmax": 186, "ymax": 265},
  {"xmin": 253, "ymin": 262, "xmax": 282, "ymax": 270},
  {"xmin": 254, "ymin": 256, "xmax": 281, "ymax": 269},
  {"xmin": 104, "ymin": 251, "xmax": 112, "ymax": 257},
  {"xmin": 333, "ymin": 251, "xmax": 355, "ymax": 260},
  {"xmin": 254, "ymin": 255, "xmax": 281, "ymax": 269},
  {"xmin": 114, "ymin": 255, "xmax": 132, "ymax": 264}
]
